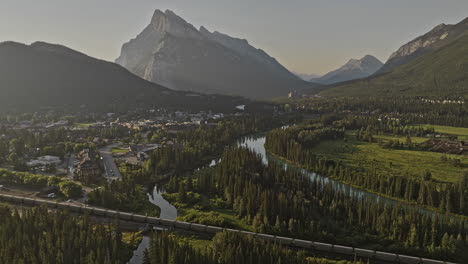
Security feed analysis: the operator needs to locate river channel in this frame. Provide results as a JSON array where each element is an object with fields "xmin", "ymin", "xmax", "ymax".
[
  {"xmin": 128, "ymin": 186, "xmax": 178, "ymax": 264},
  {"xmin": 129, "ymin": 132, "xmax": 462, "ymax": 263},
  {"xmin": 239, "ymin": 134, "xmax": 466, "ymax": 219}
]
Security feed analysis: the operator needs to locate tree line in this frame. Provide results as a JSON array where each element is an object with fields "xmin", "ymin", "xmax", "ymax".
[
  {"xmin": 0, "ymin": 205, "xmax": 134, "ymax": 264},
  {"xmin": 167, "ymin": 147, "xmax": 468, "ymax": 262},
  {"xmin": 144, "ymin": 231, "xmax": 365, "ymax": 264},
  {"xmin": 265, "ymin": 123, "xmax": 468, "ymax": 216},
  {"xmin": 292, "ymin": 97, "xmax": 468, "ymax": 128},
  {"xmin": 144, "ymin": 115, "xmax": 292, "ymax": 179},
  {"xmin": 0, "ymin": 168, "xmax": 82, "ymax": 198}
]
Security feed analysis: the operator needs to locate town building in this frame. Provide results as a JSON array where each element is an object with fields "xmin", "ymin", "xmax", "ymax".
[
  {"xmin": 74, "ymin": 149, "xmax": 101, "ymax": 183},
  {"xmin": 27, "ymin": 156, "xmax": 62, "ymax": 168}
]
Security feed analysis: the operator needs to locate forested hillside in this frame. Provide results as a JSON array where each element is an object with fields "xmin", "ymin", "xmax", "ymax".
[
  {"xmin": 320, "ymin": 33, "xmax": 468, "ymax": 98},
  {"xmin": 0, "ymin": 41, "xmax": 248, "ymax": 112}
]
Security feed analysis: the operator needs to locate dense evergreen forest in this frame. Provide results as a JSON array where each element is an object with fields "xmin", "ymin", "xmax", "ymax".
[
  {"xmin": 87, "ymin": 171, "xmax": 159, "ymax": 216},
  {"xmin": 292, "ymin": 97, "xmax": 468, "ymax": 127},
  {"xmin": 265, "ymin": 118, "xmax": 468, "ymax": 216},
  {"xmin": 88, "ymin": 115, "xmax": 293, "ymax": 215},
  {"xmin": 0, "ymin": 205, "xmax": 135, "ymax": 264},
  {"xmin": 145, "ymin": 231, "xmax": 364, "ymax": 264},
  {"xmin": 144, "ymin": 115, "xmax": 294, "ymax": 178},
  {"xmin": 163, "ymin": 147, "xmax": 468, "ymax": 262}
]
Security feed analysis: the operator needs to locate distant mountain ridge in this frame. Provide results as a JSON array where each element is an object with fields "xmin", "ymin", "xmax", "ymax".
[
  {"xmin": 320, "ymin": 30, "xmax": 468, "ymax": 98},
  {"xmin": 310, "ymin": 55, "xmax": 383, "ymax": 85},
  {"xmin": 116, "ymin": 9, "xmax": 313, "ymax": 99},
  {"xmin": 293, "ymin": 72, "xmax": 321, "ymax": 81},
  {"xmin": 378, "ymin": 17, "xmax": 468, "ymax": 73},
  {"xmin": 0, "ymin": 41, "xmax": 247, "ymax": 112}
]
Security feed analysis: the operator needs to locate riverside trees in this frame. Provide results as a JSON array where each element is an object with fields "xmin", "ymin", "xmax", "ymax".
[
  {"xmin": 265, "ymin": 122, "xmax": 468, "ymax": 216},
  {"xmin": 164, "ymin": 147, "xmax": 468, "ymax": 262}
]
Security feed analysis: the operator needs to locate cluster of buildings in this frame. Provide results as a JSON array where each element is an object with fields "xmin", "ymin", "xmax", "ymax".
[
  {"xmin": 113, "ymin": 143, "xmax": 163, "ymax": 164},
  {"xmin": 73, "ymin": 149, "xmax": 102, "ymax": 182},
  {"xmin": 117, "ymin": 112, "xmax": 226, "ymax": 131},
  {"xmin": 424, "ymin": 139, "xmax": 468, "ymax": 155},
  {"xmin": 12, "ymin": 120, "xmax": 69, "ymax": 130},
  {"xmin": 421, "ymin": 98, "xmax": 465, "ymax": 105},
  {"xmin": 26, "ymin": 155, "xmax": 62, "ymax": 169}
]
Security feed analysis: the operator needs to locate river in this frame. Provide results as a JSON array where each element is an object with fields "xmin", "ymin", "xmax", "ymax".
[
  {"xmin": 238, "ymin": 133, "xmax": 466, "ymax": 220},
  {"xmin": 129, "ymin": 132, "xmax": 461, "ymax": 263},
  {"xmin": 128, "ymin": 186, "xmax": 178, "ymax": 264}
]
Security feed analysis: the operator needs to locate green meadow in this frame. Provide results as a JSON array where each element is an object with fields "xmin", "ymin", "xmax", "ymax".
[{"xmin": 311, "ymin": 128, "xmax": 468, "ymax": 183}]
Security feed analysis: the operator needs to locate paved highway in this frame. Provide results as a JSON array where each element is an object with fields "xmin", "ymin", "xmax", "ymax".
[{"xmin": 98, "ymin": 143, "xmax": 123, "ymax": 180}]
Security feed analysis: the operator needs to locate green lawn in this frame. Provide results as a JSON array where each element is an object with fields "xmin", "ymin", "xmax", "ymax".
[
  {"xmin": 312, "ymin": 132, "xmax": 467, "ymax": 183},
  {"xmin": 111, "ymin": 147, "xmax": 129, "ymax": 154}
]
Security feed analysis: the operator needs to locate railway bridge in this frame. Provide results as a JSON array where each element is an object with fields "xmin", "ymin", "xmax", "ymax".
[{"xmin": 0, "ymin": 193, "xmax": 457, "ymax": 264}]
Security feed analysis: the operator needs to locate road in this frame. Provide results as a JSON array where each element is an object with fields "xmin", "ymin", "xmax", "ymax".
[
  {"xmin": 98, "ymin": 143, "xmax": 123, "ymax": 180},
  {"xmin": 67, "ymin": 153, "xmax": 76, "ymax": 178}
]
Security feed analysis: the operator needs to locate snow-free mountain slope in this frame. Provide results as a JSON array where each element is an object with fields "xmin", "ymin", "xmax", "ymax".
[{"xmin": 116, "ymin": 9, "xmax": 313, "ymax": 99}]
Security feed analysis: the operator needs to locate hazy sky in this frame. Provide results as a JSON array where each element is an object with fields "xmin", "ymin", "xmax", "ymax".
[{"xmin": 1, "ymin": 0, "xmax": 467, "ymax": 75}]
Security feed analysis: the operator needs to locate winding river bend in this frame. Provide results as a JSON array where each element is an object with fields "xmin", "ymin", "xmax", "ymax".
[
  {"xmin": 239, "ymin": 133, "xmax": 467, "ymax": 221},
  {"xmin": 129, "ymin": 132, "xmax": 463, "ymax": 263},
  {"xmin": 128, "ymin": 186, "xmax": 178, "ymax": 264}
]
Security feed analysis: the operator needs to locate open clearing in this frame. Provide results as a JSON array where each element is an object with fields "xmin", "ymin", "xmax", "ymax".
[{"xmin": 311, "ymin": 128, "xmax": 468, "ymax": 183}]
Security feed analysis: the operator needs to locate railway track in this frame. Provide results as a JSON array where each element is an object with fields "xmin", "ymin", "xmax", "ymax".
[{"xmin": 0, "ymin": 193, "xmax": 457, "ymax": 264}]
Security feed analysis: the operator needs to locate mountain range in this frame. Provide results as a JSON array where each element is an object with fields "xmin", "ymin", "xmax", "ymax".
[
  {"xmin": 310, "ymin": 55, "xmax": 383, "ymax": 85},
  {"xmin": 2, "ymin": 9, "xmax": 466, "ymax": 107},
  {"xmin": 320, "ymin": 17, "xmax": 468, "ymax": 98},
  {"xmin": 292, "ymin": 72, "xmax": 321, "ymax": 81},
  {"xmin": 377, "ymin": 17, "xmax": 468, "ymax": 74},
  {"xmin": 116, "ymin": 10, "xmax": 313, "ymax": 99},
  {"xmin": 0, "ymin": 41, "xmax": 247, "ymax": 112}
]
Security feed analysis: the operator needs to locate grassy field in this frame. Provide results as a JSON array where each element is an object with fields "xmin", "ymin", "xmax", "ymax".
[
  {"xmin": 373, "ymin": 134, "xmax": 428, "ymax": 144},
  {"xmin": 415, "ymin": 124, "xmax": 468, "ymax": 140},
  {"xmin": 212, "ymin": 208, "xmax": 254, "ymax": 231},
  {"xmin": 311, "ymin": 130, "xmax": 468, "ymax": 183},
  {"xmin": 111, "ymin": 147, "xmax": 129, "ymax": 154},
  {"xmin": 162, "ymin": 192, "xmax": 254, "ymax": 231}
]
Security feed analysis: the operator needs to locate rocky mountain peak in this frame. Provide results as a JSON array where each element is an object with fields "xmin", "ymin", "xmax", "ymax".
[
  {"xmin": 362, "ymin": 55, "xmax": 378, "ymax": 61},
  {"xmin": 151, "ymin": 9, "xmax": 187, "ymax": 24},
  {"xmin": 148, "ymin": 9, "xmax": 201, "ymax": 42},
  {"xmin": 430, "ymin": 23, "xmax": 448, "ymax": 33},
  {"xmin": 379, "ymin": 17, "xmax": 468, "ymax": 73},
  {"xmin": 360, "ymin": 55, "xmax": 383, "ymax": 68},
  {"xmin": 311, "ymin": 55, "xmax": 383, "ymax": 85},
  {"xmin": 164, "ymin": 10, "xmax": 188, "ymax": 24},
  {"xmin": 116, "ymin": 9, "xmax": 307, "ymax": 99},
  {"xmin": 199, "ymin": 26, "xmax": 211, "ymax": 35},
  {"xmin": 346, "ymin": 58, "xmax": 360, "ymax": 65}
]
